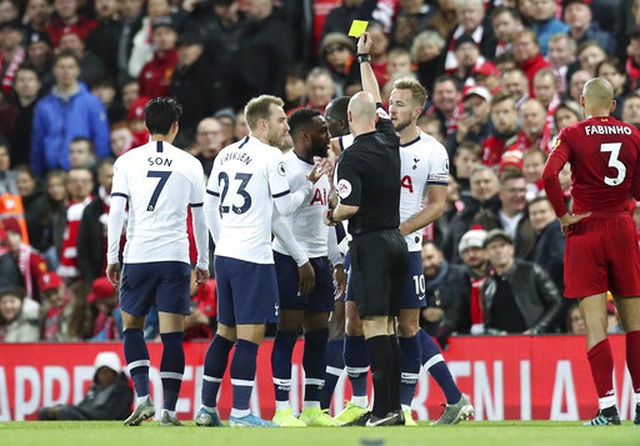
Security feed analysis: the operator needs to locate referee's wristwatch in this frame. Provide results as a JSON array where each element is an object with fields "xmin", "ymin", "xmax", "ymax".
[{"xmin": 356, "ymin": 53, "xmax": 371, "ymax": 64}]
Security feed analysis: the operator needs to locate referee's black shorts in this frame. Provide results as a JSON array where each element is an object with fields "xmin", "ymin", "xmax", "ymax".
[{"xmin": 349, "ymin": 229, "xmax": 409, "ymax": 317}]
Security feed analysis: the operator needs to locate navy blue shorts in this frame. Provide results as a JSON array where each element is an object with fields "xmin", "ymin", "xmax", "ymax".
[
  {"xmin": 400, "ymin": 251, "xmax": 427, "ymax": 309},
  {"xmin": 214, "ymin": 255, "xmax": 279, "ymax": 326},
  {"xmin": 274, "ymin": 251, "xmax": 335, "ymax": 313},
  {"xmin": 119, "ymin": 261, "xmax": 191, "ymax": 317}
]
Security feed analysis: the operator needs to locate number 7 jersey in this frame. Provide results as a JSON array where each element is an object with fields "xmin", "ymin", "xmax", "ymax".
[
  {"xmin": 206, "ymin": 135, "xmax": 291, "ymax": 264},
  {"xmin": 546, "ymin": 116, "xmax": 640, "ymax": 215}
]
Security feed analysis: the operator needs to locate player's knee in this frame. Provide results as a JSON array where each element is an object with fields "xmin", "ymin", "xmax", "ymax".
[{"xmin": 397, "ymin": 319, "xmax": 420, "ymax": 337}]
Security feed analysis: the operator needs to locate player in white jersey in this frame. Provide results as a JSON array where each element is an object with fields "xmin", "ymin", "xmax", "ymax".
[
  {"xmin": 269, "ymin": 108, "xmax": 346, "ymax": 427},
  {"xmin": 106, "ymin": 97, "xmax": 210, "ymax": 427},
  {"xmin": 195, "ymin": 95, "xmax": 325, "ymax": 428},
  {"xmin": 338, "ymin": 76, "xmax": 474, "ymax": 425}
]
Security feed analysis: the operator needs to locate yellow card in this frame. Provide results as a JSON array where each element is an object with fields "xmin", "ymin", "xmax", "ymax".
[{"xmin": 348, "ymin": 20, "xmax": 368, "ymax": 38}]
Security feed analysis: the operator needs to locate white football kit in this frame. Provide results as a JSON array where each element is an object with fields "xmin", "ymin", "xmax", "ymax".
[
  {"xmin": 205, "ymin": 135, "xmax": 315, "ymax": 264},
  {"xmin": 107, "ymin": 140, "xmax": 209, "ymax": 269}
]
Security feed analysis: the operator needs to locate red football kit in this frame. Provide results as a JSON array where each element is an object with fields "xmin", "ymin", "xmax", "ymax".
[{"xmin": 542, "ymin": 116, "xmax": 640, "ymax": 298}]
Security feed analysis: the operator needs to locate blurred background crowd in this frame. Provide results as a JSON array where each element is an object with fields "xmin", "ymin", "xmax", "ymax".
[{"xmin": 0, "ymin": 0, "xmax": 637, "ymax": 344}]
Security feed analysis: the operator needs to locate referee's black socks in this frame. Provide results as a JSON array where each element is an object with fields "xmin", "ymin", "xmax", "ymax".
[{"xmin": 365, "ymin": 335, "xmax": 401, "ymax": 417}]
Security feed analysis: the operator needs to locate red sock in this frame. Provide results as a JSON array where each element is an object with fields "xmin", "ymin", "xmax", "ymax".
[
  {"xmin": 626, "ymin": 331, "xmax": 640, "ymax": 394},
  {"xmin": 587, "ymin": 339, "xmax": 614, "ymax": 399}
]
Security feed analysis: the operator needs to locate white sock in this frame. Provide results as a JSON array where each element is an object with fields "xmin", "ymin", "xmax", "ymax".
[
  {"xmin": 351, "ymin": 396, "xmax": 368, "ymax": 408},
  {"xmin": 163, "ymin": 409, "xmax": 176, "ymax": 418},
  {"xmin": 230, "ymin": 408, "xmax": 251, "ymax": 418},
  {"xmin": 275, "ymin": 400, "xmax": 290, "ymax": 410},
  {"xmin": 136, "ymin": 395, "xmax": 149, "ymax": 405},
  {"xmin": 201, "ymin": 405, "xmax": 216, "ymax": 414},
  {"xmin": 303, "ymin": 401, "xmax": 320, "ymax": 410}
]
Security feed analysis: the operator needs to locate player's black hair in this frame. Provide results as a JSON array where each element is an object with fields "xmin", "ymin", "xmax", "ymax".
[
  {"xmin": 144, "ymin": 97, "xmax": 183, "ymax": 135},
  {"xmin": 325, "ymin": 96, "xmax": 350, "ymax": 122},
  {"xmin": 288, "ymin": 108, "xmax": 321, "ymax": 137}
]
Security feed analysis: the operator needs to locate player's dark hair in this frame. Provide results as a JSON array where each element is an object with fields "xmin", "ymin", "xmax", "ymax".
[
  {"xmin": 288, "ymin": 108, "xmax": 321, "ymax": 137},
  {"xmin": 144, "ymin": 97, "xmax": 183, "ymax": 134},
  {"xmin": 325, "ymin": 96, "xmax": 350, "ymax": 122}
]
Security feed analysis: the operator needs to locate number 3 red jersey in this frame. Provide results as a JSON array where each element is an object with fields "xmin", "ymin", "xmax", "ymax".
[{"xmin": 543, "ymin": 116, "xmax": 640, "ymax": 217}]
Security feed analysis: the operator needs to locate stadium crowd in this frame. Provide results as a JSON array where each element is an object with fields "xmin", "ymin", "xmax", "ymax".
[{"xmin": 1, "ymin": 0, "xmax": 638, "ymax": 343}]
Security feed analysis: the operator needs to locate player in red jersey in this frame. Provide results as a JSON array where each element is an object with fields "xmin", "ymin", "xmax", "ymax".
[{"xmin": 542, "ymin": 78, "xmax": 640, "ymax": 426}]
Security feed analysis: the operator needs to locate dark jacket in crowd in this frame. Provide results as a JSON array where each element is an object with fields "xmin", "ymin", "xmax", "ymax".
[
  {"xmin": 77, "ymin": 196, "xmax": 106, "ymax": 281},
  {"xmin": 423, "ymin": 260, "xmax": 471, "ymax": 337},
  {"xmin": 481, "ymin": 259, "xmax": 563, "ymax": 334},
  {"xmin": 533, "ymin": 219, "xmax": 565, "ymax": 295},
  {"xmin": 86, "ymin": 19, "xmax": 123, "ymax": 80}
]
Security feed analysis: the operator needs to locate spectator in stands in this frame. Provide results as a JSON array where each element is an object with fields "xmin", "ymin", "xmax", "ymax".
[
  {"xmin": 563, "ymin": 0, "xmax": 614, "ymax": 53},
  {"xmin": 501, "ymin": 68, "xmax": 529, "ymax": 109},
  {"xmin": 37, "ymin": 351, "xmax": 133, "ymax": 420},
  {"xmin": 482, "ymin": 91, "xmax": 519, "ymax": 169},
  {"xmin": 622, "ymin": 93, "xmax": 640, "ymax": 130},
  {"xmin": 15, "ymin": 166, "xmax": 46, "ymax": 251},
  {"xmin": 567, "ymin": 303, "xmax": 586, "ymax": 334},
  {"xmin": 442, "ymin": 165, "xmax": 501, "ymax": 263},
  {"xmin": 420, "ymin": 240, "xmax": 470, "ymax": 349},
  {"xmin": 57, "ymin": 31, "xmax": 106, "ymax": 87},
  {"xmin": 68, "ymin": 137, "xmax": 97, "ymax": 171},
  {"xmin": 547, "ymin": 33, "xmax": 576, "ymax": 96},
  {"xmin": 0, "ymin": 140, "xmax": 18, "ymax": 195},
  {"xmin": 0, "ymin": 286, "xmax": 41, "ymax": 341},
  {"xmin": 85, "ymin": 0, "xmax": 121, "ymax": 81},
  {"xmin": 31, "ymin": 51, "xmax": 110, "ymax": 177},
  {"xmin": 305, "ymin": 67, "xmax": 335, "ymax": 113},
  {"xmin": 567, "ymin": 69, "xmax": 591, "ymax": 102},
  {"xmin": 513, "ymin": 29, "xmax": 551, "ymax": 96},
  {"xmin": 170, "ymin": 32, "xmax": 224, "ymax": 146},
  {"xmin": 92, "ymin": 78, "xmax": 126, "ymax": 125},
  {"xmin": 39, "ymin": 170, "xmax": 68, "ymax": 270},
  {"xmin": 77, "ymin": 159, "xmax": 114, "ymax": 282},
  {"xmin": 392, "ymin": 0, "xmax": 435, "ymax": 49},
  {"xmin": 184, "ymin": 267, "xmax": 217, "ymax": 341},
  {"xmin": 385, "ymin": 47, "xmax": 414, "ymax": 82},
  {"xmin": 0, "ymin": 19, "xmax": 26, "ymax": 94},
  {"xmin": 321, "ymin": 0, "xmax": 373, "ymax": 41},
  {"xmin": 24, "ymin": 30, "xmax": 54, "ymax": 91},
  {"xmin": 412, "ymin": 30, "xmax": 446, "ymax": 95},
  {"xmin": 497, "ymin": 170, "xmax": 535, "ymax": 259},
  {"xmin": 595, "ymin": 58, "xmax": 628, "ymax": 119},
  {"xmin": 448, "ymin": 85, "xmax": 493, "ymax": 157},
  {"xmin": 283, "ymin": 64, "xmax": 307, "ymax": 113},
  {"xmin": 522, "ymin": 148, "xmax": 547, "ymax": 200},
  {"xmin": 8, "ymin": 64, "xmax": 41, "ymax": 168},
  {"xmin": 2, "ymin": 216, "xmax": 49, "ymax": 300},
  {"xmin": 458, "ymin": 229, "xmax": 491, "ymax": 335},
  {"xmin": 533, "ymin": 69, "xmax": 560, "ymax": 129},
  {"xmin": 88, "ymin": 276, "xmax": 119, "ymax": 340},
  {"xmin": 192, "ymin": 117, "xmax": 224, "ymax": 176},
  {"xmin": 481, "ymin": 229, "xmax": 563, "ymax": 334},
  {"xmin": 577, "ymin": 41, "xmax": 606, "ymax": 76},
  {"xmin": 137, "ymin": 16, "xmax": 178, "ymax": 99},
  {"xmin": 507, "ymin": 99, "xmax": 550, "ymax": 152},
  {"xmin": 57, "ymin": 167, "xmax": 93, "ymax": 281},
  {"xmin": 453, "ymin": 142, "xmax": 481, "ymax": 199},
  {"xmin": 0, "ymin": 0, "xmax": 19, "ymax": 22},
  {"xmin": 23, "ymin": 0, "xmax": 52, "ymax": 38},
  {"xmin": 116, "ymin": 0, "xmax": 144, "ymax": 82},
  {"xmin": 444, "ymin": 0, "xmax": 496, "ymax": 73},
  {"xmin": 214, "ymin": 107, "xmax": 237, "ymax": 146},
  {"xmin": 39, "ymin": 271, "xmax": 73, "ymax": 340},
  {"xmin": 553, "ymin": 100, "xmax": 582, "ymax": 133},
  {"xmin": 128, "ymin": 0, "xmax": 173, "ymax": 78},
  {"xmin": 490, "ymin": 6, "xmax": 523, "ymax": 59},
  {"xmin": 425, "ymin": 75, "xmax": 462, "ymax": 139},
  {"xmin": 449, "ymin": 34, "xmax": 488, "ymax": 87},
  {"xmin": 109, "ymin": 122, "xmax": 133, "ymax": 157},
  {"xmin": 529, "ymin": 0, "xmax": 569, "ymax": 55},
  {"xmin": 319, "ymin": 32, "xmax": 356, "ymax": 97},
  {"xmin": 0, "ymin": 225, "xmax": 22, "ymax": 289},
  {"xmin": 528, "ymin": 196, "xmax": 565, "ymax": 296},
  {"xmin": 428, "ymin": 0, "xmax": 457, "ymax": 40},
  {"xmin": 126, "ymin": 96, "xmax": 150, "ymax": 148},
  {"xmin": 44, "ymin": 0, "xmax": 98, "ymax": 47}
]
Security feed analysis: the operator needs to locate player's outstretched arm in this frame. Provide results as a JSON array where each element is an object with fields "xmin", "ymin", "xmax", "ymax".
[{"xmin": 358, "ymin": 32, "xmax": 382, "ymax": 104}]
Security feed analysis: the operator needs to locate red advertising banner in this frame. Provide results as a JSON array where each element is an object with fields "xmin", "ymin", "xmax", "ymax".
[{"xmin": 0, "ymin": 335, "xmax": 635, "ymax": 422}]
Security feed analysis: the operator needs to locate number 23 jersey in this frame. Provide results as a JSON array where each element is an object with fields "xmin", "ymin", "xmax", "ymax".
[{"xmin": 207, "ymin": 136, "xmax": 291, "ymax": 264}]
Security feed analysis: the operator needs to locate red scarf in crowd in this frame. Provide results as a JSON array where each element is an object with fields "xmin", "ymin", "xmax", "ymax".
[{"xmin": 0, "ymin": 47, "xmax": 25, "ymax": 94}]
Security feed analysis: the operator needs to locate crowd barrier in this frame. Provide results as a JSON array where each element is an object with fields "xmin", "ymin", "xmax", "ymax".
[{"xmin": 0, "ymin": 335, "xmax": 636, "ymax": 421}]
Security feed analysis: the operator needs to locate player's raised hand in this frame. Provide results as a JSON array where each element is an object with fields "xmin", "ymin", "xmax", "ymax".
[
  {"xmin": 298, "ymin": 261, "xmax": 316, "ymax": 295},
  {"xmin": 559, "ymin": 212, "xmax": 591, "ymax": 234},
  {"xmin": 357, "ymin": 32, "xmax": 372, "ymax": 54},
  {"xmin": 106, "ymin": 263, "xmax": 121, "ymax": 286},
  {"xmin": 307, "ymin": 158, "xmax": 330, "ymax": 183}
]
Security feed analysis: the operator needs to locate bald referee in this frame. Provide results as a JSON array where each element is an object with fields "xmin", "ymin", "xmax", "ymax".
[{"xmin": 323, "ymin": 32, "xmax": 408, "ymax": 427}]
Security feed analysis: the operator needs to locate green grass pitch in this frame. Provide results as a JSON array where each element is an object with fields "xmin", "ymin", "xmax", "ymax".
[{"xmin": 2, "ymin": 421, "xmax": 639, "ymax": 446}]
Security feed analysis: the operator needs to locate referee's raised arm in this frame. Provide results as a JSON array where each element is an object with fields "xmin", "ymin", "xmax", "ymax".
[{"xmin": 356, "ymin": 32, "xmax": 382, "ymax": 104}]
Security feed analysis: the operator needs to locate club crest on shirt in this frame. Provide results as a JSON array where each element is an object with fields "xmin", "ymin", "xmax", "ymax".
[
  {"xmin": 338, "ymin": 179, "xmax": 352, "ymax": 199},
  {"xmin": 277, "ymin": 162, "xmax": 286, "ymax": 176}
]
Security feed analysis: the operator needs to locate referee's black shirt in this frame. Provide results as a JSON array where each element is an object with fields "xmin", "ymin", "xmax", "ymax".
[{"xmin": 336, "ymin": 103, "xmax": 401, "ymax": 236}]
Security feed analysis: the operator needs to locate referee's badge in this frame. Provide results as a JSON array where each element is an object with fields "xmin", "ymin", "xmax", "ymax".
[{"xmin": 337, "ymin": 179, "xmax": 352, "ymax": 199}]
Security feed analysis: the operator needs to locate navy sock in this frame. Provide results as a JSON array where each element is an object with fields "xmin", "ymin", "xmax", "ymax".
[
  {"xmin": 399, "ymin": 334, "xmax": 421, "ymax": 409},
  {"xmin": 230, "ymin": 339, "xmax": 259, "ymax": 411},
  {"xmin": 202, "ymin": 335, "xmax": 234, "ymax": 408},
  {"xmin": 160, "ymin": 332, "xmax": 184, "ymax": 412},
  {"xmin": 419, "ymin": 329, "xmax": 461, "ymax": 404},
  {"xmin": 123, "ymin": 328, "xmax": 150, "ymax": 397},
  {"xmin": 321, "ymin": 338, "xmax": 344, "ymax": 409},
  {"xmin": 271, "ymin": 330, "xmax": 298, "ymax": 403},
  {"xmin": 344, "ymin": 335, "xmax": 368, "ymax": 399},
  {"xmin": 303, "ymin": 328, "xmax": 329, "ymax": 405},
  {"xmin": 365, "ymin": 335, "xmax": 393, "ymax": 417}
]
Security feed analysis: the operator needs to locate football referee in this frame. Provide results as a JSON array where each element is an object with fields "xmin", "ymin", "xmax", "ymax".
[{"xmin": 323, "ymin": 32, "xmax": 408, "ymax": 427}]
